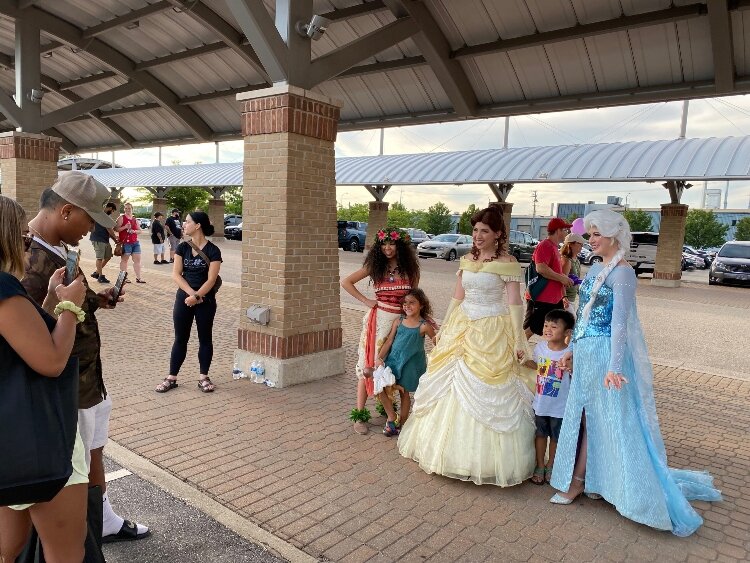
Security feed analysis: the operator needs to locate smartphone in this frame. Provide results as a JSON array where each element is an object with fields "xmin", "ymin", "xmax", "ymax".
[
  {"xmin": 110, "ymin": 271, "xmax": 128, "ymax": 306},
  {"xmin": 64, "ymin": 249, "xmax": 81, "ymax": 285}
]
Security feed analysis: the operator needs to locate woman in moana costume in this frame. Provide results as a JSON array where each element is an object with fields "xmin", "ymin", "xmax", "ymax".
[{"xmin": 341, "ymin": 229, "xmax": 420, "ymax": 435}]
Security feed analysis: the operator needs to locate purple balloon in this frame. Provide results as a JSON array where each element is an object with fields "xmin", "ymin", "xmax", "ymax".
[{"xmin": 571, "ymin": 217, "xmax": 586, "ymax": 235}]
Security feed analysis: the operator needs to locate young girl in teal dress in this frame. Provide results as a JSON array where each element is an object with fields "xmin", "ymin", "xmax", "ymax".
[{"xmin": 375, "ymin": 289, "xmax": 436, "ymax": 437}]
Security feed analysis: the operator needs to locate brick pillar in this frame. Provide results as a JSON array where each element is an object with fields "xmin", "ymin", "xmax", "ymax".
[
  {"xmin": 490, "ymin": 201, "xmax": 513, "ymax": 252},
  {"xmin": 152, "ymin": 197, "xmax": 167, "ymax": 217},
  {"xmin": 0, "ymin": 132, "xmax": 60, "ymax": 215},
  {"xmin": 208, "ymin": 198, "xmax": 225, "ymax": 238},
  {"xmin": 652, "ymin": 204, "xmax": 688, "ymax": 287},
  {"xmin": 365, "ymin": 201, "xmax": 389, "ymax": 250},
  {"xmin": 235, "ymin": 85, "xmax": 344, "ymax": 387}
]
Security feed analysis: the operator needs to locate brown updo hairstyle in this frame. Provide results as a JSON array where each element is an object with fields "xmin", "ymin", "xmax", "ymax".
[{"xmin": 470, "ymin": 205, "xmax": 507, "ymax": 261}]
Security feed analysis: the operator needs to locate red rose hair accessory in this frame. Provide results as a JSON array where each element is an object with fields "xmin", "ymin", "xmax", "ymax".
[{"xmin": 374, "ymin": 229, "xmax": 410, "ymax": 244}]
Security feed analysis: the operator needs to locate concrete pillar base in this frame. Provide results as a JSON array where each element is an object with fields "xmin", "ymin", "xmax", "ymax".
[
  {"xmin": 365, "ymin": 201, "xmax": 389, "ymax": 250},
  {"xmin": 234, "ymin": 348, "xmax": 345, "ymax": 388},
  {"xmin": 651, "ymin": 277, "xmax": 681, "ymax": 288}
]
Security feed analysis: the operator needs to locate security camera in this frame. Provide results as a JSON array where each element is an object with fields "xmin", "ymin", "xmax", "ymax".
[
  {"xmin": 28, "ymin": 88, "xmax": 44, "ymax": 104},
  {"xmin": 295, "ymin": 14, "xmax": 331, "ymax": 40}
]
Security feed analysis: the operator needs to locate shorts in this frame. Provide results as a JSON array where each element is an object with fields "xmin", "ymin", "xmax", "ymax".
[
  {"xmin": 535, "ymin": 415, "xmax": 563, "ymax": 441},
  {"xmin": 92, "ymin": 240, "xmax": 113, "ymax": 261},
  {"xmin": 122, "ymin": 241, "xmax": 141, "ymax": 255},
  {"xmin": 168, "ymin": 235, "xmax": 180, "ymax": 251},
  {"xmin": 153, "ymin": 243, "xmax": 165, "ymax": 254},
  {"xmin": 78, "ymin": 395, "xmax": 112, "ymax": 468},
  {"xmin": 523, "ymin": 299, "xmax": 565, "ymax": 336},
  {"xmin": 8, "ymin": 428, "xmax": 89, "ymax": 510}
]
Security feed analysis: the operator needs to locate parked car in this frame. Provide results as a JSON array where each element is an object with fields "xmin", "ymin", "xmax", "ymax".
[
  {"xmin": 709, "ymin": 241, "xmax": 750, "ymax": 286},
  {"xmin": 508, "ymin": 229, "xmax": 536, "ymax": 262},
  {"xmin": 626, "ymin": 232, "xmax": 659, "ymax": 276},
  {"xmin": 577, "ymin": 242, "xmax": 594, "ymax": 264},
  {"xmin": 682, "ymin": 252, "xmax": 702, "ymax": 270},
  {"xmin": 224, "ymin": 214, "xmax": 242, "ymax": 227},
  {"xmin": 224, "ymin": 222, "xmax": 242, "ymax": 240},
  {"xmin": 338, "ymin": 220, "xmax": 367, "ymax": 252},
  {"xmin": 400, "ymin": 228, "xmax": 430, "ymax": 247},
  {"xmin": 137, "ymin": 217, "xmax": 151, "ymax": 229},
  {"xmin": 683, "ymin": 245, "xmax": 710, "ymax": 268},
  {"xmin": 417, "ymin": 234, "xmax": 472, "ymax": 261}
]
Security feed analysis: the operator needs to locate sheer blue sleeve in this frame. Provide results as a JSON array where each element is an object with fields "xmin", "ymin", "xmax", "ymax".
[{"xmin": 608, "ymin": 267, "xmax": 637, "ymax": 374}]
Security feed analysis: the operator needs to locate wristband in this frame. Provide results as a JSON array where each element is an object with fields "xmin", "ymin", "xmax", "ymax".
[{"xmin": 54, "ymin": 301, "xmax": 85, "ymax": 323}]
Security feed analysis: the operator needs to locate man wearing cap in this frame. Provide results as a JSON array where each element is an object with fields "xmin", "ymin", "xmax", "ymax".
[
  {"xmin": 22, "ymin": 171, "xmax": 150, "ymax": 544},
  {"xmin": 164, "ymin": 208, "xmax": 182, "ymax": 263},
  {"xmin": 524, "ymin": 217, "xmax": 574, "ymax": 338}
]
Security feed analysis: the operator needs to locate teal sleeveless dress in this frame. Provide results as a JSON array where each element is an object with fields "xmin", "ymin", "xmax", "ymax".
[{"xmin": 385, "ymin": 317, "xmax": 427, "ymax": 392}]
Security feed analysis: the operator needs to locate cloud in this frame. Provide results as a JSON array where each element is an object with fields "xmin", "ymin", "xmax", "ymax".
[{"xmin": 88, "ymin": 97, "xmax": 750, "ymax": 212}]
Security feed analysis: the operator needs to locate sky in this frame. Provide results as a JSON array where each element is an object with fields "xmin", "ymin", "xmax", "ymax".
[{"xmin": 83, "ymin": 96, "xmax": 750, "ymax": 216}]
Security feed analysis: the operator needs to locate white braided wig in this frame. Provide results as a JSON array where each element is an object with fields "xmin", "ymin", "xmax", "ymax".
[{"xmin": 580, "ymin": 209, "xmax": 632, "ymax": 322}]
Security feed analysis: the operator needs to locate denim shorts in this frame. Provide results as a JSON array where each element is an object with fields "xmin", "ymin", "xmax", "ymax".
[
  {"xmin": 535, "ymin": 415, "xmax": 563, "ymax": 441},
  {"xmin": 122, "ymin": 241, "xmax": 141, "ymax": 255}
]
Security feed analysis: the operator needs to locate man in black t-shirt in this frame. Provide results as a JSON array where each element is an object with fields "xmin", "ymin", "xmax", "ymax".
[
  {"xmin": 164, "ymin": 209, "xmax": 182, "ymax": 263},
  {"xmin": 151, "ymin": 212, "xmax": 168, "ymax": 264},
  {"xmin": 89, "ymin": 202, "xmax": 118, "ymax": 284}
]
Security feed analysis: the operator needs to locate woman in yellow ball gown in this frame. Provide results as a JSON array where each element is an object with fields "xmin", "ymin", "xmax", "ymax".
[{"xmin": 398, "ymin": 206, "xmax": 536, "ymax": 486}]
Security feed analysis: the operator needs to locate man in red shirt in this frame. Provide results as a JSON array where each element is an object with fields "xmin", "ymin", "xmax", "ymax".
[{"xmin": 524, "ymin": 218, "xmax": 574, "ymax": 338}]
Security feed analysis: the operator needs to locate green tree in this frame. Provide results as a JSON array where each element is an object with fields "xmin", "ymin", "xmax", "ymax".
[
  {"xmin": 166, "ymin": 187, "xmax": 210, "ymax": 214},
  {"xmin": 622, "ymin": 209, "xmax": 653, "ymax": 232},
  {"xmin": 337, "ymin": 202, "xmax": 369, "ymax": 222},
  {"xmin": 684, "ymin": 209, "xmax": 728, "ymax": 248},
  {"xmin": 420, "ymin": 202, "xmax": 454, "ymax": 235},
  {"xmin": 734, "ymin": 217, "xmax": 750, "ymax": 241},
  {"xmin": 223, "ymin": 186, "xmax": 243, "ymax": 215},
  {"xmin": 457, "ymin": 204, "xmax": 478, "ymax": 234},
  {"xmin": 565, "ymin": 212, "xmax": 580, "ymax": 223},
  {"xmin": 387, "ymin": 201, "xmax": 414, "ymax": 228}
]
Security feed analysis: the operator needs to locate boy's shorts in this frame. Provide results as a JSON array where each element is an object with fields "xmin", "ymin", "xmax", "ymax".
[
  {"xmin": 153, "ymin": 243, "xmax": 165, "ymax": 254},
  {"xmin": 535, "ymin": 415, "xmax": 563, "ymax": 441},
  {"xmin": 78, "ymin": 395, "xmax": 112, "ymax": 467},
  {"xmin": 92, "ymin": 240, "xmax": 113, "ymax": 260}
]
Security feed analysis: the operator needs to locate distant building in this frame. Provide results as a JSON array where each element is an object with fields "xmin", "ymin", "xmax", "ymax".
[{"xmin": 704, "ymin": 189, "xmax": 722, "ymax": 209}]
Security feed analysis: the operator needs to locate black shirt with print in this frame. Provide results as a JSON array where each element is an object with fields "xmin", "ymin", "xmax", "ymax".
[{"xmin": 176, "ymin": 241, "xmax": 222, "ymax": 292}]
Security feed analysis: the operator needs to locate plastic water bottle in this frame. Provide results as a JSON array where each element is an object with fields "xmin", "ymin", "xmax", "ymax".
[
  {"xmin": 256, "ymin": 361, "xmax": 267, "ymax": 384},
  {"xmin": 232, "ymin": 360, "xmax": 243, "ymax": 380},
  {"xmin": 249, "ymin": 361, "xmax": 260, "ymax": 383}
]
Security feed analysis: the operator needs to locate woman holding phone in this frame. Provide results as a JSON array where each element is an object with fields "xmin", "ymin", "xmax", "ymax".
[{"xmin": 0, "ymin": 195, "xmax": 89, "ymax": 562}]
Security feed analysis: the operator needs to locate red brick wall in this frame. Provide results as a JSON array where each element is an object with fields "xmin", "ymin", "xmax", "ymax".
[{"xmin": 241, "ymin": 93, "xmax": 340, "ymax": 141}]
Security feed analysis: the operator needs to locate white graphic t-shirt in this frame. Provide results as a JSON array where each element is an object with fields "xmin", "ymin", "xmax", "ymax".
[{"xmin": 532, "ymin": 341, "xmax": 572, "ymax": 419}]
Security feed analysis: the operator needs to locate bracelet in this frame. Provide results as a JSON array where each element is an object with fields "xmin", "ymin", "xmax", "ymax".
[{"xmin": 54, "ymin": 301, "xmax": 85, "ymax": 323}]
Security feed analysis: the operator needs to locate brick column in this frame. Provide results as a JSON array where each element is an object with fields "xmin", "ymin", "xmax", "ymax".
[
  {"xmin": 152, "ymin": 197, "xmax": 167, "ymax": 217},
  {"xmin": 235, "ymin": 85, "xmax": 344, "ymax": 387},
  {"xmin": 0, "ymin": 132, "xmax": 60, "ymax": 214},
  {"xmin": 109, "ymin": 188, "xmax": 124, "ymax": 211},
  {"xmin": 208, "ymin": 198, "xmax": 225, "ymax": 238},
  {"xmin": 652, "ymin": 204, "xmax": 688, "ymax": 287},
  {"xmin": 491, "ymin": 201, "xmax": 513, "ymax": 252},
  {"xmin": 365, "ymin": 201, "xmax": 389, "ymax": 250}
]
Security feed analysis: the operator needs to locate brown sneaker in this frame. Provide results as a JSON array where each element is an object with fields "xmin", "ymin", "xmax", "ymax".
[{"xmin": 353, "ymin": 421, "xmax": 369, "ymax": 435}]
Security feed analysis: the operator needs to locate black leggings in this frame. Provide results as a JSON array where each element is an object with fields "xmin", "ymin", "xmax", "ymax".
[{"xmin": 169, "ymin": 289, "xmax": 217, "ymax": 376}]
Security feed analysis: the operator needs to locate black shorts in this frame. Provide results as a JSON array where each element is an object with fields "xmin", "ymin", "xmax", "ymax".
[
  {"xmin": 523, "ymin": 299, "xmax": 565, "ymax": 336},
  {"xmin": 535, "ymin": 415, "xmax": 563, "ymax": 441}
]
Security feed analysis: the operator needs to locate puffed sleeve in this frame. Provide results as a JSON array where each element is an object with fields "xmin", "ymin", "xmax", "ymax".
[{"xmin": 608, "ymin": 267, "xmax": 637, "ymax": 374}]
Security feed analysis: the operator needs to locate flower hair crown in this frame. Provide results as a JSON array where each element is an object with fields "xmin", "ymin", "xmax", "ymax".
[{"xmin": 375, "ymin": 229, "xmax": 410, "ymax": 244}]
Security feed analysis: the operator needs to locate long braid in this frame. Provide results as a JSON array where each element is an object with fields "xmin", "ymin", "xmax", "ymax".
[{"xmin": 580, "ymin": 249, "xmax": 625, "ymax": 323}]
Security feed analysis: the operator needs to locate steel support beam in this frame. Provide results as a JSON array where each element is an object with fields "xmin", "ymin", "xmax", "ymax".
[
  {"xmin": 98, "ymin": 103, "xmax": 160, "ymax": 118},
  {"xmin": 59, "ymin": 71, "xmax": 117, "ymax": 90},
  {"xmin": 707, "ymin": 0, "xmax": 735, "ymax": 93},
  {"xmin": 166, "ymin": 0, "xmax": 270, "ymax": 83},
  {"xmin": 488, "ymin": 183, "xmax": 513, "ymax": 202},
  {"xmin": 44, "ymin": 126, "xmax": 78, "ymax": 154},
  {"xmin": 383, "ymin": 0, "xmax": 477, "ymax": 116},
  {"xmin": 82, "ymin": 1, "xmax": 171, "ymax": 39},
  {"xmin": 663, "ymin": 180, "xmax": 692, "ymax": 204},
  {"xmin": 364, "ymin": 184, "xmax": 391, "ymax": 201},
  {"xmin": 225, "ymin": 0, "xmax": 288, "ymax": 83},
  {"xmin": 322, "ymin": 1, "xmax": 386, "ymax": 22},
  {"xmin": 0, "ymin": 90, "xmax": 21, "ymax": 127},
  {"xmin": 178, "ymin": 85, "xmax": 266, "ymax": 105},
  {"xmin": 306, "ymin": 17, "xmax": 417, "ymax": 88},
  {"xmin": 276, "ymin": 0, "xmax": 313, "ymax": 86},
  {"xmin": 134, "ymin": 42, "xmax": 226, "ymax": 71},
  {"xmin": 339, "ymin": 55, "xmax": 425, "ymax": 77},
  {"xmin": 41, "ymin": 81, "xmax": 142, "ymax": 129},
  {"xmin": 14, "ymin": 14, "xmax": 41, "ymax": 132}
]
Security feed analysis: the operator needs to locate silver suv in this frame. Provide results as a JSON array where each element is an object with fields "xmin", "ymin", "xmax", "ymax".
[{"xmin": 709, "ymin": 241, "xmax": 750, "ymax": 286}]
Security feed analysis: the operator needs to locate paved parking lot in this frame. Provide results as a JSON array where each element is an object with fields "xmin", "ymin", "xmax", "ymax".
[{"xmin": 84, "ymin": 245, "xmax": 750, "ymax": 562}]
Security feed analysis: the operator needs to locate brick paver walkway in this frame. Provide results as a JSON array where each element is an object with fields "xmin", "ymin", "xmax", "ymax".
[{"xmin": 93, "ymin": 261, "xmax": 749, "ymax": 562}]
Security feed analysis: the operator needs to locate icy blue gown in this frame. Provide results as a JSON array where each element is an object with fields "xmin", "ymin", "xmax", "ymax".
[{"xmin": 550, "ymin": 263, "xmax": 721, "ymax": 536}]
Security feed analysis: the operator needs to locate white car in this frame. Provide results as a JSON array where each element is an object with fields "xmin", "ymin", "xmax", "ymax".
[{"xmin": 417, "ymin": 234, "xmax": 473, "ymax": 261}]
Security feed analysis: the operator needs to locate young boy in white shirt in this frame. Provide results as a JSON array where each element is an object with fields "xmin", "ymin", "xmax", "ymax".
[{"xmin": 523, "ymin": 309, "xmax": 575, "ymax": 485}]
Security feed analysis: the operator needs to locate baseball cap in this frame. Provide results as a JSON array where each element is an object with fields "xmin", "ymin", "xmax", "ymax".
[
  {"xmin": 564, "ymin": 233, "xmax": 586, "ymax": 245},
  {"xmin": 51, "ymin": 171, "xmax": 116, "ymax": 228},
  {"xmin": 547, "ymin": 217, "xmax": 573, "ymax": 233}
]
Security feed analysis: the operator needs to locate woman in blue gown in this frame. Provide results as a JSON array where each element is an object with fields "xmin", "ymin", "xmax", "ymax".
[{"xmin": 549, "ymin": 209, "xmax": 721, "ymax": 537}]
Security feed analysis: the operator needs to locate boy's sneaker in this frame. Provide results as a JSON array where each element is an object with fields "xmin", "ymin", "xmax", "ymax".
[
  {"xmin": 160, "ymin": 260, "xmax": 169, "ymax": 264},
  {"xmin": 153, "ymin": 260, "xmax": 160, "ymax": 264},
  {"xmin": 98, "ymin": 275, "xmax": 112, "ymax": 284},
  {"xmin": 91, "ymin": 271, "xmax": 99, "ymax": 279},
  {"xmin": 383, "ymin": 421, "xmax": 399, "ymax": 437}
]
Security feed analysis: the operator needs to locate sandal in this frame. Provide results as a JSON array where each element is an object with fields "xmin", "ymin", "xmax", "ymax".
[
  {"xmin": 545, "ymin": 466, "xmax": 553, "ymax": 483},
  {"xmin": 155, "ymin": 378, "xmax": 178, "ymax": 393},
  {"xmin": 383, "ymin": 420, "xmax": 399, "ymax": 437},
  {"xmin": 136, "ymin": 278, "xmax": 146, "ymax": 284},
  {"xmin": 198, "ymin": 377, "xmax": 215, "ymax": 393},
  {"xmin": 531, "ymin": 467, "xmax": 545, "ymax": 485}
]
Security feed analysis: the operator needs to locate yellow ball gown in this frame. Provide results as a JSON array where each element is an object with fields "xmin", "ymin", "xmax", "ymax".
[{"xmin": 398, "ymin": 258, "xmax": 536, "ymax": 486}]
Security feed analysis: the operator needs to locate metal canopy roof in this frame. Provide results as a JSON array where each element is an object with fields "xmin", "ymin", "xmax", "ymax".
[
  {"xmin": 2, "ymin": 1, "xmax": 748, "ymax": 154},
  {"xmin": 81, "ymin": 135, "xmax": 750, "ymax": 187}
]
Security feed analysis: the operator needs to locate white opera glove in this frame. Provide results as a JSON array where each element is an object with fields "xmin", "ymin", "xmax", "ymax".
[
  {"xmin": 436, "ymin": 298, "xmax": 462, "ymax": 343},
  {"xmin": 509, "ymin": 304, "xmax": 532, "ymax": 363}
]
